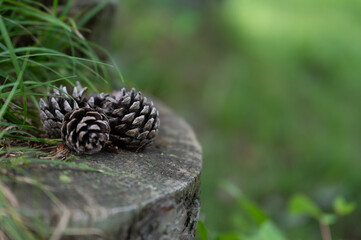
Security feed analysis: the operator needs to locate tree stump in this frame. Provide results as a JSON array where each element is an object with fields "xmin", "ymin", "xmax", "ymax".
[{"xmin": 7, "ymin": 102, "xmax": 202, "ymax": 240}]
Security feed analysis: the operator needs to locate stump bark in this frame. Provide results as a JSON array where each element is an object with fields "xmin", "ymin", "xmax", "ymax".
[{"xmin": 7, "ymin": 102, "xmax": 202, "ymax": 240}]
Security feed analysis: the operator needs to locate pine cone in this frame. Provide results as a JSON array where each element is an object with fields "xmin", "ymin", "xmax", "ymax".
[
  {"xmin": 61, "ymin": 108, "xmax": 110, "ymax": 155},
  {"xmin": 39, "ymin": 82, "xmax": 88, "ymax": 138},
  {"xmin": 105, "ymin": 88, "xmax": 160, "ymax": 150}
]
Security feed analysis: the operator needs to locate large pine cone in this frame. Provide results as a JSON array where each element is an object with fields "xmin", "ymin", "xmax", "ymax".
[
  {"xmin": 61, "ymin": 108, "xmax": 110, "ymax": 155},
  {"xmin": 39, "ymin": 82, "xmax": 88, "ymax": 138},
  {"xmin": 105, "ymin": 88, "xmax": 160, "ymax": 150}
]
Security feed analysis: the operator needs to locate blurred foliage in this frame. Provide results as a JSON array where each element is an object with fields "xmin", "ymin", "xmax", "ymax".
[
  {"xmin": 112, "ymin": 0, "xmax": 361, "ymax": 239},
  {"xmin": 197, "ymin": 182, "xmax": 287, "ymax": 240},
  {"xmin": 197, "ymin": 183, "xmax": 355, "ymax": 240}
]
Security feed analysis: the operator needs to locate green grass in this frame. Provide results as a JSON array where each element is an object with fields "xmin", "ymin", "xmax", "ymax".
[
  {"xmin": 0, "ymin": 0, "xmax": 119, "ymax": 134},
  {"xmin": 0, "ymin": 0, "xmax": 120, "ymax": 238}
]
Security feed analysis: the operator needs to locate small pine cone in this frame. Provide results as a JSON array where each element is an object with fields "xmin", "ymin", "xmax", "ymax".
[
  {"xmin": 106, "ymin": 88, "xmax": 160, "ymax": 150},
  {"xmin": 39, "ymin": 82, "xmax": 89, "ymax": 138},
  {"xmin": 61, "ymin": 108, "xmax": 110, "ymax": 155}
]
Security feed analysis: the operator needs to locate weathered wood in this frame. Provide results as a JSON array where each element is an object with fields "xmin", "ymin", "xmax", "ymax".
[{"xmin": 8, "ymin": 102, "xmax": 202, "ymax": 240}]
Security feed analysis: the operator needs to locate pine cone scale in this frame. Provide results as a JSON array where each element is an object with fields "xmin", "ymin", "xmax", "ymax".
[
  {"xmin": 140, "ymin": 105, "xmax": 150, "ymax": 115},
  {"xmin": 122, "ymin": 112, "xmax": 135, "ymax": 122},
  {"xmin": 63, "ymin": 100, "xmax": 73, "ymax": 112},
  {"xmin": 137, "ymin": 131, "xmax": 148, "ymax": 140},
  {"xmin": 144, "ymin": 119, "xmax": 154, "ymax": 130},
  {"xmin": 76, "ymin": 122, "xmax": 88, "ymax": 132},
  {"xmin": 82, "ymin": 116, "xmax": 97, "ymax": 122},
  {"xmin": 96, "ymin": 120, "xmax": 110, "ymax": 131},
  {"xmin": 88, "ymin": 125, "xmax": 101, "ymax": 131},
  {"xmin": 125, "ymin": 128, "xmax": 139, "ymax": 137},
  {"xmin": 55, "ymin": 110, "xmax": 64, "ymax": 119},
  {"xmin": 129, "ymin": 101, "xmax": 140, "ymax": 111},
  {"xmin": 148, "ymin": 130, "xmax": 157, "ymax": 139},
  {"xmin": 50, "ymin": 97, "xmax": 60, "ymax": 110},
  {"xmin": 44, "ymin": 110, "xmax": 54, "ymax": 119},
  {"xmin": 115, "ymin": 124, "xmax": 127, "ymax": 131},
  {"xmin": 133, "ymin": 116, "xmax": 145, "ymax": 126},
  {"xmin": 112, "ymin": 108, "xmax": 126, "ymax": 116}
]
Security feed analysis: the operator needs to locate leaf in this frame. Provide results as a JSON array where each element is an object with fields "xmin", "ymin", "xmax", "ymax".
[
  {"xmin": 288, "ymin": 193, "xmax": 321, "ymax": 218},
  {"xmin": 59, "ymin": 175, "xmax": 72, "ymax": 183},
  {"xmin": 221, "ymin": 181, "xmax": 269, "ymax": 225},
  {"xmin": 239, "ymin": 197, "xmax": 269, "ymax": 225},
  {"xmin": 320, "ymin": 213, "xmax": 337, "ymax": 225},
  {"xmin": 0, "ymin": 52, "xmax": 28, "ymax": 120},
  {"xmin": 217, "ymin": 233, "xmax": 243, "ymax": 240},
  {"xmin": 197, "ymin": 221, "xmax": 208, "ymax": 240},
  {"xmin": 0, "ymin": 15, "xmax": 21, "ymax": 75},
  {"xmin": 77, "ymin": 0, "xmax": 110, "ymax": 27},
  {"xmin": 333, "ymin": 196, "xmax": 356, "ymax": 216},
  {"xmin": 257, "ymin": 221, "xmax": 287, "ymax": 240},
  {"xmin": 220, "ymin": 180, "xmax": 242, "ymax": 199}
]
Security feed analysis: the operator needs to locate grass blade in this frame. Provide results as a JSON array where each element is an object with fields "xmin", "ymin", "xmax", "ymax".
[
  {"xmin": 0, "ymin": 56, "xmax": 28, "ymax": 120},
  {"xmin": 77, "ymin": 0, "xmax": 109, "ymax": 27},
  {"xmin": 0, "ymin": 15, "xmax": 21, "ymax": 75}
]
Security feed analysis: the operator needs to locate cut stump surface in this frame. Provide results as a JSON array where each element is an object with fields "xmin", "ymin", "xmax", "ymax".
[{"xmin": 8, "ymin": 102, "xmax": 202, "ymax": 240}]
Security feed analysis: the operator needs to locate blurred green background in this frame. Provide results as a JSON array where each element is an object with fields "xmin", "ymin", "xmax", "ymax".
[{"xmin": 110, "ymin": 0, "xmax": 361, "ymax": 239}]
